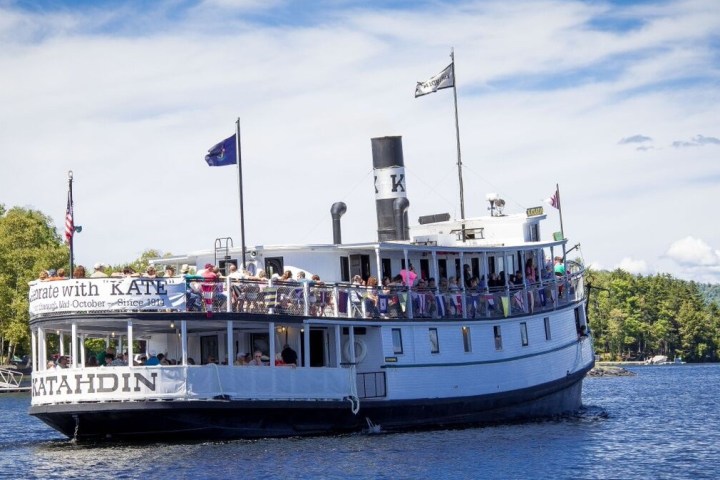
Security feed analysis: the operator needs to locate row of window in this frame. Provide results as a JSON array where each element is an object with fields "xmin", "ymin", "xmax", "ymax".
[{"xmin": 391, "ymin": 317, "xmax": 553, "ymax": 355}]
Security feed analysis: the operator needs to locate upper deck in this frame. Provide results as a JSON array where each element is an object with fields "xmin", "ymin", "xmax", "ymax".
[{"xmin": 28, "ymin": 266, "xmax": 584, "ymax": 324}]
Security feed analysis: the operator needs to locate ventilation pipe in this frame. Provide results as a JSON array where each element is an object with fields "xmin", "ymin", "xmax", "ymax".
[
  {"xmin": 393, "ymin": 197, "xmax": 410, "ymax": 240},
  {"xmin": 371, "ymin": 136, "xmax": 409, "ymax": 241},
  {"xmin": 330, "ymin": 202, "xmax": 347, "ymax": 245}
]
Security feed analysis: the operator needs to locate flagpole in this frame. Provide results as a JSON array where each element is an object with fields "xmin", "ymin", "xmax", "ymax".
[
  {"xmin": 67, "ymin": 170, "xmax": 75, "ymax": 279},
  {"xmin": 556, "ymin": 183, "xmax": 565, "ymax": 240},
  {"xmin": 236, "ymin": 118, "xmax": 247, "ymax": 271},
  {"xmin": 450, "ymin": 48, "xmax": 466, "ymax": 241}
]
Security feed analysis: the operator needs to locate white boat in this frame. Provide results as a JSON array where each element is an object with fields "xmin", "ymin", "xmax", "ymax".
[{"xmin": 28, "ymin": 136, "xmax": 595, "ymax": 441}]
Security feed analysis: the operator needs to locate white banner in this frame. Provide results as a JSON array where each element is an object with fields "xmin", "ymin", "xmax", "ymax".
[
  {"xmin": 31, "ymin": 366, "xmax": 353, "ymax": 405},
  {"xmin": 28, "ymin": 277, "xmax": 187, "ymax": 316},
  {"xmin": 415, "ymin": 63, "xmax": 454, "ymax": 97}
]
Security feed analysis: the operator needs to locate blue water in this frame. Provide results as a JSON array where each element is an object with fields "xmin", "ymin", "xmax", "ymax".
[{"xmin": 1, "ymin": 365, "xmax": 719, "ymax": 479}]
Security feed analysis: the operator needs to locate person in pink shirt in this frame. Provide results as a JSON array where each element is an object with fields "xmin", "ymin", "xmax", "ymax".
[{"xmin": 399, "ymin": 263, "xmax": 417, "ymax": 287}]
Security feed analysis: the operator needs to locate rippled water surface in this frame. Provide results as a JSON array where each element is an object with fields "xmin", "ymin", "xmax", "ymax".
[{"xmin": 2, "ymin": 364, "xmax": 719, "ymax": 479}]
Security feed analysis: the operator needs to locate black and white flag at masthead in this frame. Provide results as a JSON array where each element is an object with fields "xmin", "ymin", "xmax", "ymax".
[{"xmin": 415, "ymin": 63, "xmax": 454, "ymax": 97}]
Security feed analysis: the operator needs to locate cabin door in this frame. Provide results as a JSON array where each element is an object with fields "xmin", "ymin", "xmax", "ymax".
[
  {"xmin": 301, "ymin": 328, "xmax": 326, "ymax": 367},
  {"xmin": 349, "ymin": 254, "xmax": 370, "ymax": 281},
  {"xmin": 264, "ymin": 257, "xmax": 284, "ymax": 277}
]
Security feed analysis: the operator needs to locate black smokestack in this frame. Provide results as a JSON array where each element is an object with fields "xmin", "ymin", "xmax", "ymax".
[
  {"xmin": 371, "ymin": 136, "xmax": 409, "ymax": 241},
  {"xmin": 330, "ymin": 202, "xmax": 347, "ymax": 244}
]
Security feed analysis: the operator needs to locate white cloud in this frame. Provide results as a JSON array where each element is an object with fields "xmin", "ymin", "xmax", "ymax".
[
  {"xmin": 665, "ymin": 236, "xmax": 720, "ymax": 266},
  {"xmin": 615, "ymin": 257, "xmax": 650, "ymax": 275}
]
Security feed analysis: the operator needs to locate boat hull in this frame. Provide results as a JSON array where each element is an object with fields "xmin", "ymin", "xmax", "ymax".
[{"xmin": 30, "ymin": 364, "xmax": 591, "ymax": 441}]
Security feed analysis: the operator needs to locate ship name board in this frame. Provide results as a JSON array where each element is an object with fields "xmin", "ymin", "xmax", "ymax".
[{"xmin": 526, "ymin": 206, "xmax": 544, "ymax": 217}]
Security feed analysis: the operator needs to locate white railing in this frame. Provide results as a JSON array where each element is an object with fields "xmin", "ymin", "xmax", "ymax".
[
  {"xmin": 28, "ymin": 269, "xmax": 585, "ymax": 321},
  {"xmin": 0, "ymin": 367, "xmax": 23, "ymax": 389},
  {"xmin": 30, "ymin": 365, "xmax": 356, "ymax": 406}
]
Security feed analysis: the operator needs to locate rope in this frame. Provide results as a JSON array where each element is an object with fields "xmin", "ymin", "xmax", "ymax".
[
  {"xmin": 209, "ymin": 363, "xmax": 224, "ymax": 397},
  {"xmin": 348, "ymin": 365, "xmax": 360, "ymax": 415}
]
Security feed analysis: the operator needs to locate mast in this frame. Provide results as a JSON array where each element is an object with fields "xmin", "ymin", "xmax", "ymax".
[
  {"xmin": 236, "ymin": 118, "xmax": 247, "ymax": 270},
  {"xmin": 450, "ymin": 48, "xmax": 466, "ymax": 240},
  {"xmin": 66, "ymin": 170, "xmax": 75, "ymax": 278}
]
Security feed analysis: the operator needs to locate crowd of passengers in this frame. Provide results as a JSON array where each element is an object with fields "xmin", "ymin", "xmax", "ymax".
[
  {"xmin": 46, "ymin": 345, "xmax": 299, "ymax": 369},
  {"xmin": 34, "ymin": 257, "xmax": 569, "ymax": 318}
]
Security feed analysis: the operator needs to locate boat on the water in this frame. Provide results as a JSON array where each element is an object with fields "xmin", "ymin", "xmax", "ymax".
[{"xmin": 28, "ymin": 136, "xmax": 594, "ymax": 441}]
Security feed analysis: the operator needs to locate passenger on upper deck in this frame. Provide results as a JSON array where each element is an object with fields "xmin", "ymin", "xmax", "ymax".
[
  {"xmin": 414, "ymin": 278, "xmax": 437, "ymax": 318},
  {"xmin": 73, "ymin": 265, "xmax": 86, "ymax": 278},
  {"xmin": 181, "ymin": 264, "xmax": 203, "ymax": 311},
  {"xmin": 164, "ymin": 265, "xmax": 176, "ymax": 277},
  {"xmin": 122, "ymin": 266, "xmax": 138, "ymax": 277},
  {"xmin": 48, "ymin": 268, "xmax": 66, "ymax": 281},
  {"xmin": 145, "ymin": 266, "xmax": 157, "ymax": 278},
  {"xmin": 90, "ymin": 262, "xmax": 108, "ymax": 277},
  {"xmin": 201, "ymin": 263, "xmax": 218, "ymax": 280},
  {"xmin": 37, "ymin": 270, "xmax": 49, "ymax": 282},
  {"xmin": 399, "ymin": 264, "xmax": 418, "ymax": 287},
  {"xmin": 364, "ymin": 276, "xmax": 380, "ymax": 317},
  {"xmin": 227, "ymin": 263, "xmax": 243, "ymax": 279},
  {"xmin": 498, "ymin": 271, "xmax": 507, "ymax": 288},
  {"xmin": 463, "ymin": 264, "xmax": 472, "ymax": 287},
  {"xmin": 554, "ymin": 256, "xmax": 566, "ymax": 276},
  {"xmin": 296, "ymin": 271, "xmax": 314, "ymax": 285},
  {"xmin": 279, "ymin": 270, "xmax": 293, "ymax": 283},
  {"xmin": 525, "ymin": 258, "xmax": 537, "ymax": 284}
]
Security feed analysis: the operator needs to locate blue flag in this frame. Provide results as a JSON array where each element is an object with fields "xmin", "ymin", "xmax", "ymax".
[{"xmin": 205, "ymin": 134, "xmax": 237, "ymax": 167}]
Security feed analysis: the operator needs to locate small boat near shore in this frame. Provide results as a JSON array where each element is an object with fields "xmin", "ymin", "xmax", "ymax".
[
  {"xmin": 28, "ymin": 136, "xmax": 594, "ymax": 441},
  {"xmin": 645, "ymin": 355, "xmax": 686, "ymax": 365}
]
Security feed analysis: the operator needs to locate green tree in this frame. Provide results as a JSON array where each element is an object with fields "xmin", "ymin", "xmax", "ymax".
[{"xmin": 0, "ymin": 206, "xmax": 68, "ymax": 358}]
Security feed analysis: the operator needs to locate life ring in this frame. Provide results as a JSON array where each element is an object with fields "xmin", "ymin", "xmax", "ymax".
[{"xmin": 343, "ymin": 338, "xmax": 367, "ymax": 363}]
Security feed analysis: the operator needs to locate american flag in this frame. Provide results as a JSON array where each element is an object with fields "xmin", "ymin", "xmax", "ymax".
[
  {"xmin": 64, "ymin": 190, "xmax": 74, "ymax": 244},
  {"xmin": 549, "ymin": 189, "xmax": 560, "ymax": 209}
]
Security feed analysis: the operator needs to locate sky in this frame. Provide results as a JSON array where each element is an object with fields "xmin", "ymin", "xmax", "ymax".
[{"xmin": 1, "ymin": 0, "xmax": 719, "ymax": 283}]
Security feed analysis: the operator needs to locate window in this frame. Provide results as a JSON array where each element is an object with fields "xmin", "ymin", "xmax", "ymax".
[
  {"xmin": 392, "ymin": 328, "xmax": 403, "ymax": 354},
  {"xmin": 544, "ymin": 317, "xmax": 551, "ymax": 340},
  {"xmin": 462, "ymin": 326, "xmax": 472, "ymax": 352},
  {"xmin": 493, "ymin": 325, "xmax": 502, "ymax": 350},
  {"xmin": 429, "ymin": 328, "xmax": 440, "ymax": 354},
  {"xmin": 340, "ymin": 257, "xmax": 350, "ymax": 282},
  {"xmin": 520, "ymin": 322, "xmax": 529, "ymax": 347},
  {"xmin": 264, "ymin": 257, "xmax": 284, "ymax": 277},
  {"xmin": 381, "ymin": 258, "xmax": 392, "ymax": 281},
  {"xmin": 529, "ymin": 223, "xmax": 540, "ymax": 242}
]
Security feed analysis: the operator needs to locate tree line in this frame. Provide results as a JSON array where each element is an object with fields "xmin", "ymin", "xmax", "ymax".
[
  {"xmin": 0, "ymin": 205, "xmax": 163, "ymax": 362},
  {"xmin": 1, "ymin": 204, "xmax": 719, "ymax": 363},
  {"xmin": 587, "ymin": 269, "xmax": 720, "ymax": 362}
]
